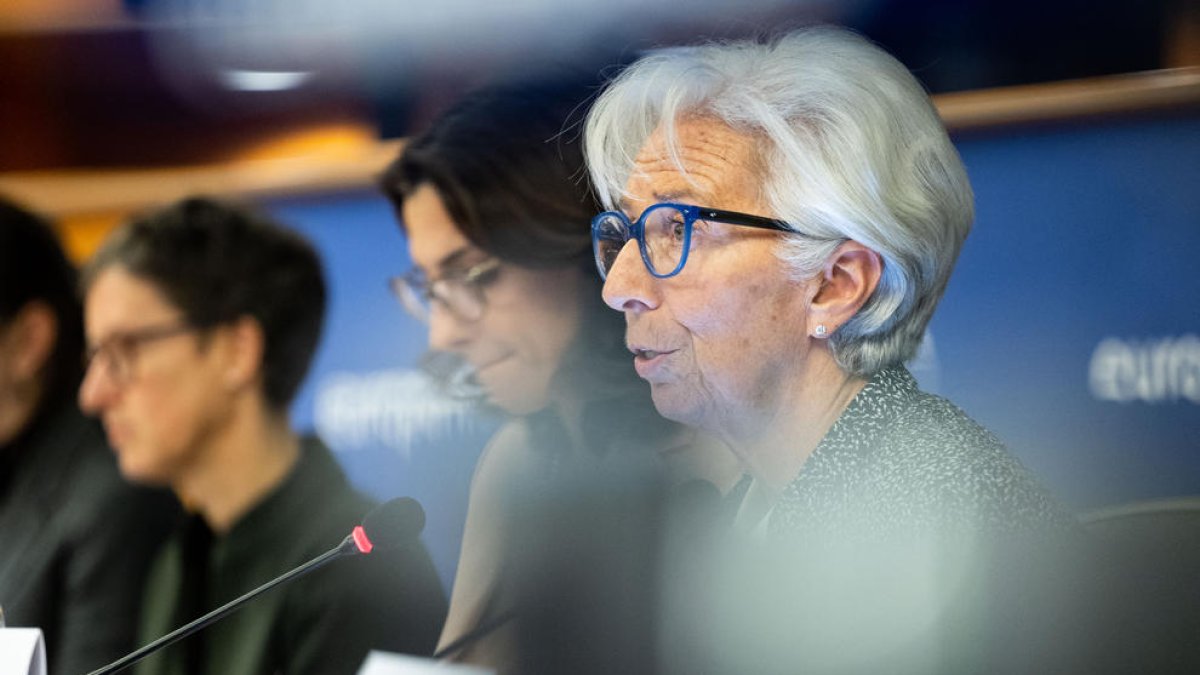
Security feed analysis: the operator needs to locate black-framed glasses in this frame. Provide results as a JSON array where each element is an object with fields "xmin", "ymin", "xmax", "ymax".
[
  {"xmin": 591, "ymin": 202, "xmax": 796, "ymax": 280},
  {"xmin": 389, "ymin": 258, "xmax": 501, "ymax": 324},
  {"xmin": 83, "ymin": 322, "xmax": 197, "ymax": 385}
]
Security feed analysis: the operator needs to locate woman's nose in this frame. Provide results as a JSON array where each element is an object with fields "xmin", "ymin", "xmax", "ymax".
[{"xmin": 601, "ymin": 240, "xmax": 660, "ymax": 314}]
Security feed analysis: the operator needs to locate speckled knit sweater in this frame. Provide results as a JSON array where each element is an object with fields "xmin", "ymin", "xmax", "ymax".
[{"xmin": 770, "ymin": 367, "xmax": 1077, "ymax": 539}]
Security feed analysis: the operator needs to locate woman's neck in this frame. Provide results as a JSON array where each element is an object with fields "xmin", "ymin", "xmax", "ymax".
[
  {"xmin": 173, "ymin": 399, "xmax": 300, "ymax": 535},
  {"xmin": 726, "ymin": 351, "xmax": 867, "ymax": 500},
  {"xmin": 548, "ymin": 387, "xmax": 592, "ymax": 456}
]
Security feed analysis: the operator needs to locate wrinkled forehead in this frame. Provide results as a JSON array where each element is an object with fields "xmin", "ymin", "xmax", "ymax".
[{"xmin": 623, "ymin": 117, "xmax": 765, "ymax": 212}]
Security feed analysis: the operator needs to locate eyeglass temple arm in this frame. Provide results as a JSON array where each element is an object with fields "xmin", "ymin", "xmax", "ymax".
[{"xmin": 695, "ymin": 206, "xmax": 794, "ymax": 233}]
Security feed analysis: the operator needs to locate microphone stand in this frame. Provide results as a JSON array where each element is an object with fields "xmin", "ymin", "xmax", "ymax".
[{"xmin": 86, "ymin": 535, "xmax": 360, "ymax": 675}]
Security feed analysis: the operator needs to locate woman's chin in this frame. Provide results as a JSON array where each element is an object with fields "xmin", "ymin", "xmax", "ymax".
[
  {"xmin": 488, "ymin": 392, "xmax": 550, "ymax": 417},
  {"xmin": 116, "ymin": 452, "xmax": 173, "ymax": 487},
  {"xmin": 483, "ymin": 380, "xmax": 553, "ymax": 416},
  {"xmin": 478, "ymin": 361, "xmax": 554, "ymax": 416}
]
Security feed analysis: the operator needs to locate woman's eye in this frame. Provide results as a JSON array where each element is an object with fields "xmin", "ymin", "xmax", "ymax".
[{"xmin": 686, "ymin": 218, "xmax": 713, "ymax": 240}]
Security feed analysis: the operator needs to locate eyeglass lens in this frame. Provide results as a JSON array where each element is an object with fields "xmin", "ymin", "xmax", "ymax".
[
  {"xmin": 84, "ymin": 324, "xmax": 192, "ymax": 384},
  {"xmin": 395, "ymin": 278, "xmax": 432, "ymax": 323},
  {"xmin": 593, "ymin": 204, "xmax": 690, "ymax": 278},
  {"xmin": 592, "ymin": 214, "xmax": 628, "ymax": 279},
  {"xmin": 396, "ymin": 275, "xmax": 487, "ymax": 324}
]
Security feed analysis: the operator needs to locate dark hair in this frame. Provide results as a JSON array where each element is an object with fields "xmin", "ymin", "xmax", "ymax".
[
  {"xmin": 382, "ymin": 73, "xmax": 599, "ymax": 270},
  {"xmin": 81, "ymin": 197, "xmax": 326, "ymax": 410},
  {"xmin": 0, "ymin": 196, "xmax": 84, "ymax": 408},
  {"xmin": 380, "ymin": 69, "xmax": 668, "ymax": 449}
]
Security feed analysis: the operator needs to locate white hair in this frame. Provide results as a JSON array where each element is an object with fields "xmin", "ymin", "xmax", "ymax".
[{"xmin": 585, "ymin": 26, "xmax": 974, "ymax": 377}]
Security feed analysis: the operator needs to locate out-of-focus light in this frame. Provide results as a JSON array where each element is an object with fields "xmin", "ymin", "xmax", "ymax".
[
  {"xmin": 218, "ymin": 69, "xmax": 313, "ymax": 92},
  {"xmin": 234, "ymin": 122, "xmax": 377, "ymax": 161}
]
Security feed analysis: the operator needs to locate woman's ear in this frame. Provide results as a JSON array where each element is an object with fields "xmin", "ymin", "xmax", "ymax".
[
  {"xmin": 7, "ymin": 301, "xmax": 58, "ymax": 382},
  {"xmin": 808, "ymin": 241, "xmax": 882, "ymax": 338},
  {"xmin": 221, "ymin": 316, "xmax": 266, "ymax": 392}
]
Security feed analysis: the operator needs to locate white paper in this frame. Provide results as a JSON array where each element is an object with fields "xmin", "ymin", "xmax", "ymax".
[
  {"xmin": 0, "ymin": 628, "xmax": 47, "ymax": 675},
  {"xmin": 357, "ymin": 650, "xmax": 494, "ymax": 675}
]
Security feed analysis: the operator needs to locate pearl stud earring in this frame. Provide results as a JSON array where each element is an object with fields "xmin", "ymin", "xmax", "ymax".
[{"xmin": 814, "ymin": 324, "xmax": 828, "ymax": 337}]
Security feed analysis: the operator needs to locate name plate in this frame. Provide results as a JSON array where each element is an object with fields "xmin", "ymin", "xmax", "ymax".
[
  {"xmin": 0, "ymin": 628, "xmax": 47, "ymax": 675},
  {"xmin": 357, "ymin": 650, "xmax": 494, "ymax": 675}
]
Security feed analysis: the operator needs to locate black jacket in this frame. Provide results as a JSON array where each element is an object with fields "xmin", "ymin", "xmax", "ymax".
[{"xmin": 0, "ymin": 403, "xmax": 177, "ymax": 675}]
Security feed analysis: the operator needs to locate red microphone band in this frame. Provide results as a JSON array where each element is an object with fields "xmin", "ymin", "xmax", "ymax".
[{"xmin": 351, "ymin": 525, "xmax": 373, "ymax": 554}]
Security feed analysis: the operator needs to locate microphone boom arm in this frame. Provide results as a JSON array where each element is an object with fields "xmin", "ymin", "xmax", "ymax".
[{"xmin": 85, "ymin": 535, "xmax": 360, "ymax": 675}]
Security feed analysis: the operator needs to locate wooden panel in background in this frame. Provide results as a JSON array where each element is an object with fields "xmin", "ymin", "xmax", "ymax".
[
  {"xmin": 2, "ymin": 67, "xmax": 1197, "ymax": 260},
  {"xmin": 937, "ymin": 67, "xmax": 1200, "ymax": 133}
]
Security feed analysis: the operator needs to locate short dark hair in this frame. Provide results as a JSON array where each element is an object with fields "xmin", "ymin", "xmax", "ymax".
[
  {"xmin": 82, "ymin": 197, "xmax": 326, "ymax": 410},
  {"xmin": 0, "ymin": 196, "xmax": 84, "ymax": 408}
]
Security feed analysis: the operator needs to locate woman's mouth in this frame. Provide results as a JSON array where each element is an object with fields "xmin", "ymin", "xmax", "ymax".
[
  {"xmin": 632, "ymin": 348, "xmax": 677, "ymax": 379},
  {"xmin": 475, "ymin": 354, "xmax": 512, "ymax": 373}
]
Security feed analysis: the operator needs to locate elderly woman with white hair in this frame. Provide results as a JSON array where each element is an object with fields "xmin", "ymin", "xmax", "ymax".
[{"xmin": 585, "ymin": 26, "xmax": 1074, "ymax": 540}]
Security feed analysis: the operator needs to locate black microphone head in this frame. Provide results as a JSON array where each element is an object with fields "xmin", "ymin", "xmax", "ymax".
[{"xmin": 353, "ymin": 497, "xmax": 425, "ymax": 553}]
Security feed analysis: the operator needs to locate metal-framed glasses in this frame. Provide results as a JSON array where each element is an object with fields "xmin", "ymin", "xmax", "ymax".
[
  {"xmin": 591, "ymin": 202, "xmax": 796, "ymax": 280},
  {"xmin": 83, "ymin": 322, "xmax": 196, "ymax": 385},
  {"xmin": 389, "ymin": 258, "xmax": 501, "ymax": 324}
]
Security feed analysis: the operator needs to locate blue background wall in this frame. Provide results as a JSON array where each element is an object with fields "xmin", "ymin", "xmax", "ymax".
[
  {"xmin": 270, "ymin": 113, "xmax": 1200, "ymax": 587},
  {"xmin": 930, "ymin": 114, "xmax": 1200, "ymax": 509}
]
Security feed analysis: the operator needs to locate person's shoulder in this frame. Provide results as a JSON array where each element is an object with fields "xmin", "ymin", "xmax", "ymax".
[
  {"xmin": 276, "ymin": 440, "xmax": 446, "ymax": 636},
  {"xmin": 881, "ymin": 389, "xmax": 1076, "ymax": 531},
  {"xmin": 472, "ymin": 418, "xmax": 544, "ymax": 489},
  {"xmin": 291, "ymin": 437, "xmax": 372, "ymax": 516},
  {"xmin": 885, "ymin": 387, "xmax": 1014, "ymax": 468},
  {"xmin": 278, "ymin": 493, "xmax": 447, "ymax": 660},
  {"xmin": 483, "ymin": 418, "xmax": 539, "ymax": 460}
]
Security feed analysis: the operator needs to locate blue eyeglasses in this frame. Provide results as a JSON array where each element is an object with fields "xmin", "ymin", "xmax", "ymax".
[{"xmin": 591, "ymin": 203, "xmax": 796, "ymax": 279}]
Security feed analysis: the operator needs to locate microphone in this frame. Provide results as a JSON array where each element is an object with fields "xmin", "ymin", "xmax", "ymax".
[
  {"xmin": 357, "ymin": 496, "xmax": 425, "ymax": 553},
  {"xmin": 85, "ymin": 498, "xmax": 425, "ymax": 675}
]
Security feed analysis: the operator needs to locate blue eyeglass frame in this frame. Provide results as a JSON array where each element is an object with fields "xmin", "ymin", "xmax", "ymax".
[{"xmin": 591, "ymin": 202, "xmax": 796, "ymax": 279}]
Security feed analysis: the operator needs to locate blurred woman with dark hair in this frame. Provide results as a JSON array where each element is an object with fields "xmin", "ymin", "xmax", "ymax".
[
  {"xmin": 381, "ymin": 72, "xmax": 740, "ymax": 670},
  {"xmin": 0, "ymin": 197, "xmax": 176, "ymax": 675}
]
